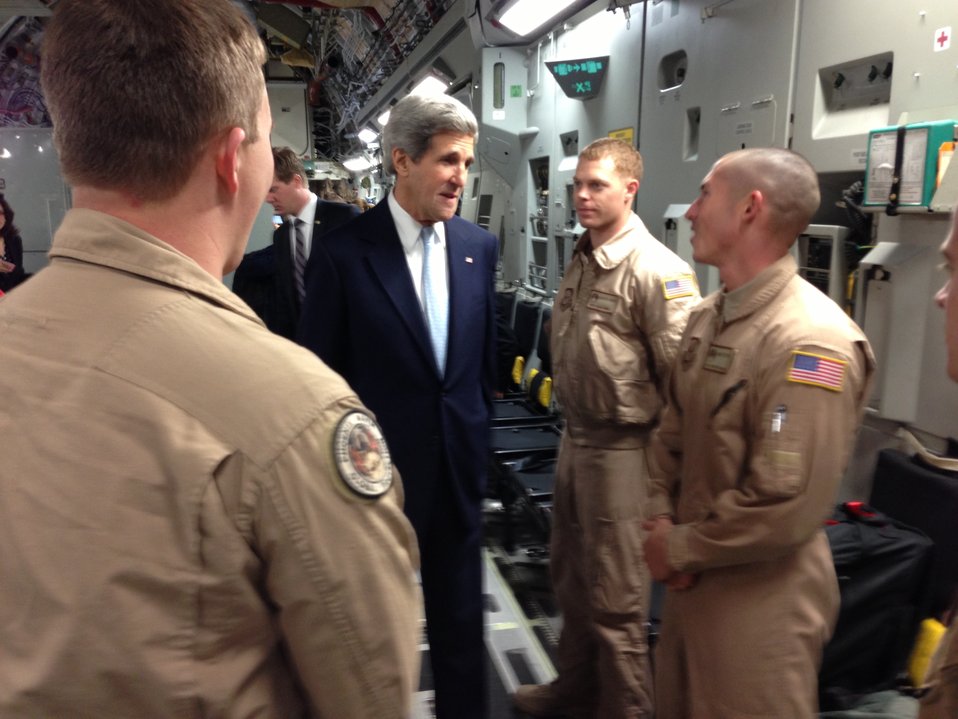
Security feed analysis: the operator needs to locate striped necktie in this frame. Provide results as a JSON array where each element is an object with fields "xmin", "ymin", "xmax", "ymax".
[
  {"xmin": 420, "ymin": 225, "xmax": 448, "ymax": 375},
  {"xmin": 293, "ymin": 218, "xmax": 306, "ymax": 302}
]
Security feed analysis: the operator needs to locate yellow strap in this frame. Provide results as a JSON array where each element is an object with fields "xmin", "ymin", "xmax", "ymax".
[
  {"xmin": 511, "ymin": 356, "xmax": 525, "ymax": 385},
  {"xmin": 537, "ymin": 376, "xmax": 553, "ymax": 409}
]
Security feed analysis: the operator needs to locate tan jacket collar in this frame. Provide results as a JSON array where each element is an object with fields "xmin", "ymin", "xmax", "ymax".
[
  {"xmin": 49, "ymin": 208, "xmax": 260, "ymax": 323},
  {"xmin": 720, "ymin": 253, "xmax": 796, "ymax": 324},
  {"xmin": 575, "ymin": 212, "xmax": 645, "ymax": 270}
]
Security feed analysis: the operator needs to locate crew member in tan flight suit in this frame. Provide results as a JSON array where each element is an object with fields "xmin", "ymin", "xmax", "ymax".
[
  {"xmin": 642, "ymin": 147, "xmax": 875, "ymax": 719},
  {"xmin": 0, "ymin": 1, "xmax": 420, "ymax": 717},
  {"xmin": 919, "ymin": 209, "xmax": 958, "ymax": 719},
  {"xmin": 514, "ymin": 138, "xmax": 699, "ymax": 718}
]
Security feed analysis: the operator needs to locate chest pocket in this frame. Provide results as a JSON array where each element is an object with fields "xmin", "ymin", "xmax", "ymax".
[{"xmin": 587, "ymin": 324, "xmax": 660, "ymax": 424}]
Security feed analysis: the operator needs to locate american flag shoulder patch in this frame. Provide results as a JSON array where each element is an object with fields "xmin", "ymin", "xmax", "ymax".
[
  {"xmin": 787, "ymin": 350, "xmax": 847, "ymax": 392},
  {"xmin": 662, "ymin": 273, "xmax": 697, "ymax": 300}
]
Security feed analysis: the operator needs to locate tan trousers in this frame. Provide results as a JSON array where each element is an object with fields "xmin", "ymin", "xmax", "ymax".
[
  {"xmin": 654, "ymin": 534, "xmax": 838, "ymax": 719},
  {"xmin": 549, "ymin": 434, "xmax": 653, "ymax": 718}
]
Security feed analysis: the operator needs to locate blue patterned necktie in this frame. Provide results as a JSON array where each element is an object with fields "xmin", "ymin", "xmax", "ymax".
[
  {"xmin": 420, "ymin": 225, "xmax": 448, "ymax": 375},
  {"xmin": 293, "ymin": 219, "xmax": 306, "ymax": 302}
]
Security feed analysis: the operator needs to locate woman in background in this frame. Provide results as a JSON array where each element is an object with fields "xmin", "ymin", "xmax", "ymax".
[{"xmin": 0, "ymin": 194, "xmax": 26, "ymax": 292}]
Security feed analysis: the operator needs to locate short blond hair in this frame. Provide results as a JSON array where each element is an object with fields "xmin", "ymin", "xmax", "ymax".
[
  {"xmin": 41, "ymin": 0, "xmax": 266, "ymax": 201},
  {"xmin": 580, "ymin": 138, "xmax": 644, "ymax": 183}
]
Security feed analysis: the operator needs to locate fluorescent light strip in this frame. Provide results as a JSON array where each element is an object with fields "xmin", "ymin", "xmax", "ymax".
[
  {"xmin": 343, "ymin": 156, "xmax": 372, "ymax": 172},
  {"xmin": 498, "ymin": 0, "xmax": 579, "ymax": 37},
  {"xmin": 409, "ymin": 74, "xmax": 448, "ymax": 96}
]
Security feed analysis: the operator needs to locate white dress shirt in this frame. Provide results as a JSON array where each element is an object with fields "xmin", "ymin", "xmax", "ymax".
[{"xmin": 388, "ymin": 191, "xmax": 449, "ymax": 312}]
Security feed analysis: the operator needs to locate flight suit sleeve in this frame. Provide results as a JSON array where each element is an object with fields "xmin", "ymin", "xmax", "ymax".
[
  {"xmin": 647, "ymin": 377, "xmax": 685, "ymax": 519},
  {"xmin": 240, "ymin": 397, "xmax": 422, "ymax": 718},
  {"xmin": 634, "ymin": 268, "xmax": 700, "ymax": 394},
  {"xmin": 668, "ymin": 338, "xmax": 874, "ymax": 573}
]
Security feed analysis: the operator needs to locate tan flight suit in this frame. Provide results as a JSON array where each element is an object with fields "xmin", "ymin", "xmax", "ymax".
[
  {"xmin": 918, "ymin": 620, "xmax": 958, "ymax": 719},
  {"xmin": 549, "ymin": 212, "xmax": 699, "ymax": 718},
  {"xmin": 648, "ymin": 253, "xmax": 875, "ymax": 719},
  {"xmin": 0, "ymin": 210, "xmax": 421, "ymax": 718}
]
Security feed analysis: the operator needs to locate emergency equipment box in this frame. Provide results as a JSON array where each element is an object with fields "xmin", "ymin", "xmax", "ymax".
[{"xmin": 864, "ymin": 120, "xmax": 957, "ymax": 209}]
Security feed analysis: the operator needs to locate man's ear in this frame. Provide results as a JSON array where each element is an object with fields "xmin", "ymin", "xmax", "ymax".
[
  {"xmin": 215, "ymin": 127, "xmax": 247, "ymax": 195},
  {"xmin": 392, "ymin": 147, "xmax": 410, "ymax": 176},
  {"xmin": 626, "ymin": 178, "xmax": 640, "ymax": 200},
  {"xmin": 742, "ymin": 189, "xmax": 764, "ymax": 221}
]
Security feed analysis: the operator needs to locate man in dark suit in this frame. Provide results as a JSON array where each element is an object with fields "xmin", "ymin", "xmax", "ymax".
[
  {"xmin": 232, "ymin": 147, "xmax": 359, "ymax": 339},
  {"xmin": 298, "ymin": 93, "xmax": 497, "ymax": 719}
]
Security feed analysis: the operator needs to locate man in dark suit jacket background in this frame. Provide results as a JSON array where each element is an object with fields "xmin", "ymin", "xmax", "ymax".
[
  {"xmin": 298, "ymin": 93, "xmax": 497, "ymax": 719},
  {"xmin": 232, "ymin": 147, "xmax": 359, "ymax": 339}
]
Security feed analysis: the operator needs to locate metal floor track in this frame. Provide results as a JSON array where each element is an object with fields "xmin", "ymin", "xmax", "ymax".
[{"xmin": 409, "ymin": 546, "xmax": 559, "ymax": 719}]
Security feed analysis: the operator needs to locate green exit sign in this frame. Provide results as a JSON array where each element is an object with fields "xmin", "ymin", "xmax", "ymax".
[
  {"xmin": 510, "ymin": 84, "xmax": 522, "ymax": 97},
  {"xmin": 545, "ymin": 56, "xmax": 609, "ymax": 100}
]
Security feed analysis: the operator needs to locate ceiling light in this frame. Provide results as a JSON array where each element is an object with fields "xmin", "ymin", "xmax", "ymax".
[
  {"xmin": 377, "ymin": 110, "xmax": 391, "ymax": 126},
  {"xmin": 343, "ymin": 156, "xmax": 372, "ymax": 172},
  {"xmin": 358, "ymin": 127, "xmax": 378, "ymax": 145},
  {"xmin": 497, "ymin": 0, "xmax": 579, "ymax": 37},
  {"xmin": 409, "ymin": 74, "xmax": 448, "ymax": 97},
  {"xmin": 0, "ymin": 148, "xmax": 10, "ymax": 159}
]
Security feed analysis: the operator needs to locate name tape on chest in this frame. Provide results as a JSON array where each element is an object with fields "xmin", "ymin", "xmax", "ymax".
[
  {"xmin": 661, "ymin": 273, "xmax": 697, "ymax": 301},
  {"xmin": 333, "ymin": 411, "xmax": 394, "ymax": 499},
  {"xmin": 787, "ymin": 351, "xmax": 847, "ymax": 392},
  {"xmin": 586, "ymin": 290, "xmax": 617, "ymax": 314},
  {"xmin": 703, "ymin": 344, "xmax": 735, "ymax": 373}
]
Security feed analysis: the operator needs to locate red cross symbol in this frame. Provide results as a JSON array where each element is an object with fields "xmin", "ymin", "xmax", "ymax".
[{"xmin": 934, "ymin": 26, "xmax": 952, "ymax": 52}]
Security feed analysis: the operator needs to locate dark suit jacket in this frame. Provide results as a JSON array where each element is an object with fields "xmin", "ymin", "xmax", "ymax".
[
  {"xmin": 297, "ymin": 199, "xmax": 498, "ymax": 534},
  {"xmin": 233, "ymin": 199, "xmax": 359, "ymax": 340}
]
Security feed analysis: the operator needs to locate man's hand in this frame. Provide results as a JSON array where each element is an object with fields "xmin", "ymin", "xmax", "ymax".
[{"xmin": 642, "ymin": 515, "xmax": 697, "ymax": 590}]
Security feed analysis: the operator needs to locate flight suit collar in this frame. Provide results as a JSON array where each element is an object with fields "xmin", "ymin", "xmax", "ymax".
[
  {"xmin": 49, "ymin": 208, "xmax": 261, "ymax": 325},
  {"xmin": 575, "ymin": 212, "xmax": 643, "ymax": 270},
  {"xmin": 721, "ymin": 253, "xmax": 796, "ymax": 324}
]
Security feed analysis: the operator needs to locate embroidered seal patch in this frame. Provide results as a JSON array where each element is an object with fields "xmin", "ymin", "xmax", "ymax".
[{"xmin": 333, "ymin": 411, "xmax": 393, "ymax": 498}]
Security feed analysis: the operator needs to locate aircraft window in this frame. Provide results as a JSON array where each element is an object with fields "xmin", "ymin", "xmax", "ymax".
[{"xmin": 494, "ymin": 62, "xmax": 506, "ymax": 109}]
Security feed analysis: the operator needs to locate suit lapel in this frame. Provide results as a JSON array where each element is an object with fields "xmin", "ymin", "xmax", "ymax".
[
  {"xmin": 313, "ymin": 200, "xmax": 326, "ymax": 237},
  {"xmin": 273, "ymin": 220, "xmax": 297, "ymax": 306},
  {"xmin": 445, "ymin": 225, "xmax": 477, "ymax": 378},
  {"xmin": 361, "ymin": 204, "xmax": 437, "ymax": 372}
]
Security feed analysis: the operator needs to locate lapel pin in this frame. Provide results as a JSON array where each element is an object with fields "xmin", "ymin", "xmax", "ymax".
[{"xmin": 465, "ymin": 257, "xmax": 473, "ymax": 263}]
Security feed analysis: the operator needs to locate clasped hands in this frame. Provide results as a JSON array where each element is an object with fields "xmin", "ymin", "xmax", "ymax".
[{"xmin": 642, "ymin": 515, "xmax": 697, "ymax": 591}]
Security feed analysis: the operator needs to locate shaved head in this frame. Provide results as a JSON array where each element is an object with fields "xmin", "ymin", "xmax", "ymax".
[{"xmin": 718, "ymin": 148, "xmax": 820, "ymax": 239}]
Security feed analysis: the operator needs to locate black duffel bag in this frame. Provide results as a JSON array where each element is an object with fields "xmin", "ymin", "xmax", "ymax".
[{"xmin": 818, "ymin": 501, "xmax": 934, "ymax": 710}]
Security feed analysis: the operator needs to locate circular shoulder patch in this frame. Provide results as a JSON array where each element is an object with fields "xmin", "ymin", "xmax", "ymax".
[{"xmin": 333, "ymin": 411, "xmax": 394, "ymax": 499}]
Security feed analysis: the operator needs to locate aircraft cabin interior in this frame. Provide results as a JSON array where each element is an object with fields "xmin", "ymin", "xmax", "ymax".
[{"xmin": 1, "ymin": 0, "xmax": 957, "ymax": 717}]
